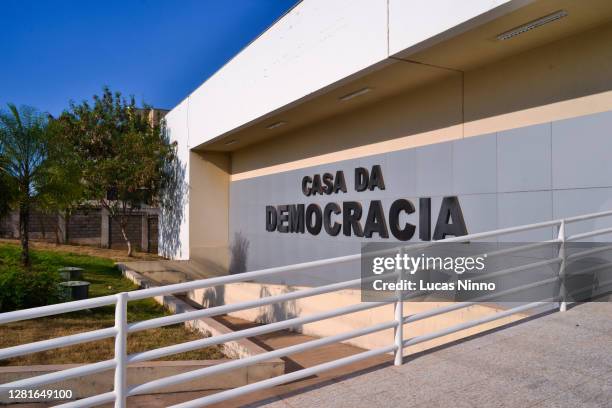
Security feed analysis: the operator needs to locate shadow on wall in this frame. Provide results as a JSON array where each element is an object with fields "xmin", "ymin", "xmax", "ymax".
[
  {"xmin": 565, "ymin": 256, "xmax": 610, "ymax": 302},
  {"xmin": 200, "ymin": 279, "xmax": 302, "ymax": 333},
  {"xmin": 201, "ymin": 284, "xmax": 225, "ymax": 310},
  {"xmin": 255, "ymin": 286, "xmax": 301, "ymax": 330},
  {"xmin": 229, "ymin": 232, "xmax": 249, "ymax": 275},
  {"xmin": 159, "ymin": 126, "xmax": 188, "ymax": 259},
  {"xmin": 199, "ymin": 232, "xmax": 249, "ymax": 310}
]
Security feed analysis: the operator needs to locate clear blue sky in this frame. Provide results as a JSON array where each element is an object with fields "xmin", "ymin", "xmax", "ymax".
[{"xmin": 0, "ymin": 0, "xmax": 298, "ymax": 116}]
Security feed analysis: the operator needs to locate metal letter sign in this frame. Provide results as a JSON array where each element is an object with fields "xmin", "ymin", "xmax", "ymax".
[{"xmin": 266, "ymin": 166, "xmax": 467, "ymax": 241}]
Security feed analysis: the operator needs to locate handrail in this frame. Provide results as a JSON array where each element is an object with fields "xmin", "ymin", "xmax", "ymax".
[
  {"xmin": 1, "ymin": 360, "xmax": 116, "ymax": 390},
  {"xmin": 128, "ymin": 320, "xmax": 397, "ymax": 395},
  {"xmin": 1, "ymin": 208, "xmax": 612, "ymax": 407},
  {"xmin": 170, "ymin": 346, "xmax": 398, "ymax": 408},
  {"xmin": 128, "ymin": 301, "xmax": 391, "ymax": 364},
  {"xmin": 0, "ymin": 327, "xmax": 117, "ymax": 360},
  {"xmin": 0, "ymin": 294, "xmax": 119, "ymax": 325},
  {"xmin": 402, "ymin": 299, "xmax": 556, "ymax": 348},
  {"xmin": 127, "ymin": 274, "xmax": 390, "ymax": 333}
]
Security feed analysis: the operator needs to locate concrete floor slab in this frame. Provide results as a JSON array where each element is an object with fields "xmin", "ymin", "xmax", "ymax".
[{"xmin": 262, "ymin": 300, "xmax": 612, "ymax": 408}]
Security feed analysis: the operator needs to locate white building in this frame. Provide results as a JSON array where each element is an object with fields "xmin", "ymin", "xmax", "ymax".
[{"xmin": 161, "ymin": 0, "xmax": 612, "ymax": 280}]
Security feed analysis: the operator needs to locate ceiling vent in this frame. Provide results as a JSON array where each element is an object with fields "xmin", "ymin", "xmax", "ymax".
[
  {"xmin": 266, "ymin": 121, "xmax": 287, "ymax": 130},
  {"xmin": 339, "ymin": 87, "xmax": 371, "ymax": 101},
  {"xmin": 496, "ymin": 10, "xmax": 568, "ymax": 41}
]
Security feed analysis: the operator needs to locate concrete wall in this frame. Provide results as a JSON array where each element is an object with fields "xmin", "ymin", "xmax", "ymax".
[
  {"xmin": 159, "ymin": 99, "xmax": 190, "ymax": 259},
  {"xmin": 228, "ymin": 109, "xmax": 612, "ymax": 283},
  {"xmin": 109, "ymin": 214, "xmax": 145, "ymax": 251},
  {"xmin": 189, "ymin": 151, "xmax": 231, "ymax": 267},
  {"xmin": 463, "ymin": 21, "xmax": 612, "ymax": 137},
  {"xmin": 67, "ymin": 209, "xmax": 102, "ymax": 244},
  {"xmin": 190, "ymin": 281, "xmax": 532, "ymax": 353},
  {"xmin": 0, "ymin": 209, "xmax": 159, "ymax": 252},
  {"xmin": 224, "ymin": 22, "xmax": 612, "ymax": 278},
  {"xmin": 388, "ymin": 0, "xmax": 526, "ymax": 55}
]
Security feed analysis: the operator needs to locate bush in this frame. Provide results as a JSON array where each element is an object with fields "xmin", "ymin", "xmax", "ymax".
[
  {"xmin": 0, "ymin": 268, "xmax": 63, "ymax": 312},
  {"xmin": 0, "ymin": 246, "xmax": 63, "ymax": 312}
]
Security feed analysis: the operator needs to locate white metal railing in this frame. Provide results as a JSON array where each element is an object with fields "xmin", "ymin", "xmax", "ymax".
[{"xmin": 2, "ymin": 209, "xmax": 612, "ymax": 407}]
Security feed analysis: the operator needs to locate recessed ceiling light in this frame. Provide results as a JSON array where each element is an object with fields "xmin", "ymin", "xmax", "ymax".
[
  {"xmin": 266, "ymin": 121, "xmax": 287, "ymax": 130},
  {"xmin": 224, "ymin": 139, "xmax": 238, "ymax": 146},
  {"xmin": 339, "ymin": 87, "xmax": 371, "ymax": 101},
  {"xmin": 496, "ymin": 10, "xmax": 568, "ymax": 41}
]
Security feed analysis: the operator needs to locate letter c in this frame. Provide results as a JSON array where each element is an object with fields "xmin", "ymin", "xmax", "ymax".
[
  {"xmin": 302, "ymin": 176, "xmax": 312, "ymax": 196},
  {"xmin": 389, "ymin": 199, "xmax": 416, "ymax": 241}
]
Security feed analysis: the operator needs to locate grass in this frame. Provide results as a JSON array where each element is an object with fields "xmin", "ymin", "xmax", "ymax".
[
  {"xmin": 0, "ymin": 238, "xmax": 161, "ymax": 262},
  {"xmin": 0, "ymin": 243, "xmax": 224, "ymax": 365}
]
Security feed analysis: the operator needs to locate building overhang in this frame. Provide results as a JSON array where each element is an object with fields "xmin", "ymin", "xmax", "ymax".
[{"xmin": 179, "ymin": 0, "xmax": 612, "ymax": 153}]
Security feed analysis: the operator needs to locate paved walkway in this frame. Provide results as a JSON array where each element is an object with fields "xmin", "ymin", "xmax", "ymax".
[
  {"xmin": 121, "ymin": 259, "xmax": 225, "ymax": 285},
  {"xmin": 261, "ymin": 300, "xmax": 612, "ymax": 408},
  {"xmin": 128, "ymin": 300, "xmax": 612, "ymax": 408}
]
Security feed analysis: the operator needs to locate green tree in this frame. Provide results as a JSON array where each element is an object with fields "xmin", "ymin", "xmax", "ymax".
[
  {"xmin": 58, "ymin": 87, "xmax": 175, "ymax": 256},
  {"xmin": 37, "ymin": 118, "xmax": 86, "ymax": 244},
  {"xmin": 0, "ymin": 104, "xmax": 52, "ymax": 267},
  {"xmin": 0, "ymin": 169, "xmax": 13, "ymax": 219}
]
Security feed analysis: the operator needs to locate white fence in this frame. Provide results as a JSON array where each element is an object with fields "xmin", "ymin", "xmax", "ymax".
[{"xmin": 2, "ymin": 210, "xmax": 612, "ymax": 407}]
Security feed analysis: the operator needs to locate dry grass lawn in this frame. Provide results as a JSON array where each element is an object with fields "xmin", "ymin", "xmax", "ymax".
[
  {"xmin": 0, "ymin": 238, "xmax": 161, "ymax": 262},
  {"xmin": 0, "ymin": 242, "xmax": 224, "ymax": 365},
  {"xmin": 1, "ymin": 315, "xmax": 224, "ymax": 365}
]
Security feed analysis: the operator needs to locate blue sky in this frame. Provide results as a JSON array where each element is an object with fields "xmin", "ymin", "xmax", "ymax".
[{"xmin": 0, "ymin": 0, "xmax": 298, "ymax": 116}]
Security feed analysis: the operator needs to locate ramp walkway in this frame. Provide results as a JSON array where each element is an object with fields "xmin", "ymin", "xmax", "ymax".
[{"xmin": 121, "ymin": 298, "xmax": 612, "ymax": 407}]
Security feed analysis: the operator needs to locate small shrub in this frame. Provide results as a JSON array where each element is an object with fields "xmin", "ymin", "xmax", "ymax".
[
  {"xmin": 0, "ymin": 268, "xmax": 63, "ymax": 312},
  {"xmin": 0, "ymin": 245, "xmax": 64, "ymax": 312}
]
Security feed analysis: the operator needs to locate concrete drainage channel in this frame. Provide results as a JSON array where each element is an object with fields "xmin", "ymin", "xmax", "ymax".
[{"xmin": 0, "ymin": 266, "xmax": 284, "ymax": 403}]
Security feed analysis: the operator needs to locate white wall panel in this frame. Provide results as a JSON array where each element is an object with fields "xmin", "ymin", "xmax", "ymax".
[
  {"xmin": 159, "ymin": 99, "xmax": 190, "ymax": 259},
  {"xmin": 497, "ymin": 123, "xmax": 551, "ymax": 193},
  {"xmin": 166, "ymin": 1, "xmax": 535, "ymax": 148},
  {"xmin": 186, "ymin": 0, "xmax": 388, "ymax": 147},
  {"xmin": 388, "ymin": 0, "xmax": 518, "ymax": 56},
  {"xmin": 552, "ymin": 110, "xmax": 612, "ymax": 190}
]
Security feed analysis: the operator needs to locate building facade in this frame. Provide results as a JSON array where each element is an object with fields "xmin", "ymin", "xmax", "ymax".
[{"xmin": 161, "ymin": 0, "xmax": 612, "ymax": 282}]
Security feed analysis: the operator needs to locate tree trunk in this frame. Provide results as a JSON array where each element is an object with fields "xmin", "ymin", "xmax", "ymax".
[
  {"xmin": 19, "ymin": 200, "xmax": 30, "ymax": 268},
  {"xmin": 40, "ymin": 213, "xmax": 46, "ymax": 240},
  {"xmin": 54, "ymin": 213, "xmax": 61, "ymax": 246},
  {"xmin": 120, "ymin": 220, "xmax": 133, "ymax": 257}
]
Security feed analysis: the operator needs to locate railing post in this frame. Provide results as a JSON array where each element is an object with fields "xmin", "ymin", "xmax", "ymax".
[
  {"xmin": 558, "ymin": 220, "xmax": 567, "ymax": 312},
  {"xmin": 394, "ymin": 248, "xmax": 404, "ymax": 366},
  {"xmin": 114, "ymin": 292, "xmax": 128, "ymax": 407}
]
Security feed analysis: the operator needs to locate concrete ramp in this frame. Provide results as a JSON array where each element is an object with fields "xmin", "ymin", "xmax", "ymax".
[
  {"xmin": 78, "ymin": 298, "xmax": 612, "ymax": 407},
  {"xmin": 121, "ymin": 259, "xmax": 225, "ymax": 285},
  {"xmin": 256, "ymin": 298, "xmax": 612, "ymax": 408}
]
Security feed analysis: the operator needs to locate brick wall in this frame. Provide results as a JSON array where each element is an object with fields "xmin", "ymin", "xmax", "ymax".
[
  {"xmin": 148, "ymin": 216, "xmax": 159, "ymax": 253},
  {"xmin": 109, "ymin": 215, "xmax": 143, "ymax": 251},
  {"xmin": 0, "ymin": 209, "xmax": 159, "ymax": 253},
  {"xmin": 68, "ymin": 209, "xmax": 101, "ymax": 239},
  {"xmin": 28, "ymin": 211, "xmax": 58, "ymax": 242},
  {"xmin": 0, "ymin": 214, "xmax": 15, "ymax": 238}
]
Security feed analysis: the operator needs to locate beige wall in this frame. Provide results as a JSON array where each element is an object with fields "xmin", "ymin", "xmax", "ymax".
[
  {"xmin": 188, "ymin": 282, "xmax": 531, "ymax": 353},
  {"xmin": 231, "ymin": 73, "xmax": 464, "ymax": 177},
  {"xmin": 230, "ymin": 21, "xmax": 612, "ymax": 181},
  {"xmin": 463, "ymin": 20, "xmax": 612, "ymax": 136},
  {"xmin": 189, "ymin": 151, "xmax": 231, "ymax": 268}
]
